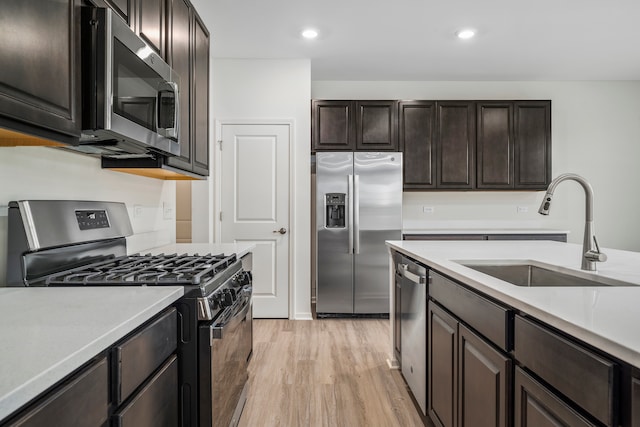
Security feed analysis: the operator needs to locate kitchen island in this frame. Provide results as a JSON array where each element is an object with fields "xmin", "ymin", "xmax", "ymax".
[
  {"xmin": 0, "ymin": 286, "xmax": 183, "ymax": 422},
  {"xmin": 387, "ymin": 239, "xmax": 640, "ymax": 427},
  {"xmin": 387, "ymin": 239, "xmax": 640, "ymax": 367}
]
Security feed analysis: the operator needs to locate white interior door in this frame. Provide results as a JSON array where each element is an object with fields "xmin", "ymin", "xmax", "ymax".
[{"xmin": 219, "ymin": 123, "xmax": 290, "ymax": 318}]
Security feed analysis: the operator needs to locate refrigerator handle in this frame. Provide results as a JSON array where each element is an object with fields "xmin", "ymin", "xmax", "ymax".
[
  {"xmin": 348, "ymin": 174, "xmax": 354, "ymax": 254},
  {"xmin": 354, "ymin": 174, "xmax": 360, "ymax": 254}
]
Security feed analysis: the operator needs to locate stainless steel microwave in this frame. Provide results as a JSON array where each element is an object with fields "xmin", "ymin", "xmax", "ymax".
[{"xmin": 78, "ymin": 7, "xmax": 180, "ymax": 157}]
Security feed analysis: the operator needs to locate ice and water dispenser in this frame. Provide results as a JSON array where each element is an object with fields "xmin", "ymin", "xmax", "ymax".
[{"xmin": 325, "ymin": 193, "xmax": 346, "ymax": 228}]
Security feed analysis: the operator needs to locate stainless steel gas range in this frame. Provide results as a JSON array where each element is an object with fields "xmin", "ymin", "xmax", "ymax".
[{"xmin": 6, "ymin": 200, "xmax": 252, "ymax": 427}]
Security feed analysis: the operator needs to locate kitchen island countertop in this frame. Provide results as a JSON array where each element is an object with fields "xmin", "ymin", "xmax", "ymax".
[
  {"xmin": 387, "ymin": 240, "xmax": 640, "ymax": 368},
  {"xmin": 402, "ymin": 227, "xmax": 570, "ymax": 235},
  {"xmin": 0, "ymin": 286, "xmax": 183, "ymax": 420}
]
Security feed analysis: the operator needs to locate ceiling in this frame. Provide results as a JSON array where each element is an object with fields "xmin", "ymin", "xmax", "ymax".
[{"xmin": 200, "ymin": 0, "xmax": 640, "ymax": 81}]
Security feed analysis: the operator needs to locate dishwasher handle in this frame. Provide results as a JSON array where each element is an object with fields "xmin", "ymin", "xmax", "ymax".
[{"xmin": 399, "ymin": 263, "xmax": 426, "ymax": 284}]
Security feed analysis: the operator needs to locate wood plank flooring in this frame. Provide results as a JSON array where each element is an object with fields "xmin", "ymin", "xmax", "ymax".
[{"xmin": 239, "ymin": 319, "xmax": 432, "ymax": 427}]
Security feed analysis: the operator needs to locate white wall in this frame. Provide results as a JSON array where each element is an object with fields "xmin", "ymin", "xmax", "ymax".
[
  {"xmin": 312, "ymin": 81, "xmax": 640, "ymax": 252},
  {"xmin": 198, "ymin": 58, "xmax": 312, "ymax": 319},
  {"xmin": 0, "ymin": 147, "xmax": 176, "ymax": 282}
]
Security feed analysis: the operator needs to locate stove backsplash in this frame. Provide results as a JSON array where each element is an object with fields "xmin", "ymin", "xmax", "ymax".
[{"xmin": 0, "ymin": 147, "xmax": 177, "ymax": 285}]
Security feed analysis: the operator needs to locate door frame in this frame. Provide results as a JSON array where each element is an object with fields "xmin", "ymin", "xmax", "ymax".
[{"xmin": 214, "ymin": 119, "xmax": 296, "ymax": 319}]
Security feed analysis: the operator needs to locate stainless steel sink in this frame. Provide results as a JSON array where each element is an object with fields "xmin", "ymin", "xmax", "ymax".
[{"xmin": 457, "ymin": 260, "xmax": 634, "ymax": 287}]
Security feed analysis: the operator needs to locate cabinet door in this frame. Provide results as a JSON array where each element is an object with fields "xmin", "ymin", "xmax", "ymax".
[
  {"xmin": 631, "ymin": 375, "xmax": 640, "ymax": 427},
  {"xmin": 312, "ymin": 100, "xmax": 355, "ymax": 151},
  {"xmin": 166, "ymin": 0, "xmax": 192, "ymax": 172},
  {"xmin": 0, "ymin": 0, "xmax": 81, "ymax": 139},
  {"xmin": 136, "ymin": 0, "xmax": 165, "ymax": 57},
  {"xmin": 515, "ymin": 367, "xmax": 596, "ymax": 427},
  {"xmin": 458, "ymin": 324, "xmax": 511, "ymax": 427},
  {"xmin": 514, "ymin": 101, "xmax": 551, "ymax": 189},
  {"xmin": 428, "ymin": 301, "xmax": 458, "ymax": 427},
  {"xmin": 399, "ymin": 101, "xmax": 436, "ymax": 189},
  {"xmin": 437, "ymin": 101, "xmax": 476, "ymax": 189},
  {"xmin": 355, "ymin": 100, "xmax": 398, "ymax": 151},
  {"xmin": 191, "ymin": 10, "xmax": 210, "ymax": 176},
  {"xmin": 477, "ymin": 102, "xmax": 514, "ymax": 189},
  {"xmin": 104, "ymin": 0, "xmax": 133, "ymax": 24}
]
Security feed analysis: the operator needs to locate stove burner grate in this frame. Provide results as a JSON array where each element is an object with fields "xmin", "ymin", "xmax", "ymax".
[{"xmin": 44, "ymin": 253, "xmax": 237, "ymax": 286}]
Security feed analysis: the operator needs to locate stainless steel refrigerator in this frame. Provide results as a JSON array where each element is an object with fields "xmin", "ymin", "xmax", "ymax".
[{"xmin": 316, "ymin": 152, "xmax": 403, "ymax": 315}]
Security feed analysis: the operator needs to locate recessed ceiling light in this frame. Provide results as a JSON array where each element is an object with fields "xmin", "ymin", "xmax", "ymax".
[
  {"xmin": 302, "ymin": 29, "xmax": 318, "ymax": 39},
  {"xmin": 456, "ymin": 29, "xmax": 476, "ymax": 40}
]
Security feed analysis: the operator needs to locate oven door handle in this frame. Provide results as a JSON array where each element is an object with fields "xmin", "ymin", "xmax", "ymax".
[{"xmin": 209, "ymin": 299, "xmax": 251, "ymax": 342}]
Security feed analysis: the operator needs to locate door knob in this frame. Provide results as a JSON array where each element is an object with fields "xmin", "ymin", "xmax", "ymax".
[{"xmin": 273, "ymin": 227, "xmax": 287, "ymax": 235}]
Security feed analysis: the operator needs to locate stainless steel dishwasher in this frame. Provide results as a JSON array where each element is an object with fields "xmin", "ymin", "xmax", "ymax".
[{"xmin": 399, "ymin": 255, "xmax": 428, "ymax": 415}]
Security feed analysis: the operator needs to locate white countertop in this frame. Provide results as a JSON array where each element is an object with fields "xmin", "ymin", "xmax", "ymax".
[
  {"xmin": 0, "ymin": 286, "xmax": 183, "ymax": 420},
  {"xmin": 402, "ymin": 228, "xmax": 570, "ymax": 235},
  {"xmin": 142, "ymin": 242, "xmax": 255, "ymax": 259},
  {"xmin": 386, "ymin": 240, "xmax": 640, "ymax": 368}
]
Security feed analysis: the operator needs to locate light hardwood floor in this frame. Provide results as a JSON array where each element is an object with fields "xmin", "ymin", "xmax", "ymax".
[{"xmin": 238, "ymin": 319, "xmax": 431, "ymax": 427}]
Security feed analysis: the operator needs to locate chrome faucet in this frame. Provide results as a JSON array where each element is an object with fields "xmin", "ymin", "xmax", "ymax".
[{"xmin": 538, "ymin": 173, "xmax": 607, "ymax": 271}]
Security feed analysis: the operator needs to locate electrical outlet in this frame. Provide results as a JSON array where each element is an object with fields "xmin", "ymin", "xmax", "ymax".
[
  {"xmin": 517, "ymin": 206, "xmax": 529, "ymax": 214},
  {"xmin": 423, "ymin": 206, "xmax": 435, "ymax": 214},
  {"xmin": 133, "ymin": 204, "xmax": 143, "ymax": 218},
  {"xmin": 163, "ymin": 202, "xmax": 173, "ymax": 220}
]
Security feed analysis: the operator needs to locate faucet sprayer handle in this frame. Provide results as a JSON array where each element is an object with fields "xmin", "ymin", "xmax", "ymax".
[{"xmin": 585, "ymin": 236, "xmax": 607, "ymax": 262}]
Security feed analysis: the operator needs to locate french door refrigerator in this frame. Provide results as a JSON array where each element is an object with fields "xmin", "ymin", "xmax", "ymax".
[{"xmin": 316, "ymin": 152, "xmax": 403, "ymax": 316}]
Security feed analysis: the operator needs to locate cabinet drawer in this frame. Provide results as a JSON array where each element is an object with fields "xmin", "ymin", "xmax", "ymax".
[
  {"xmin": 514, "ymin": 315, "xmax": 617, "ymax": 427},
  {"xmin": 430, "ymin": 271, "xmax": 511, "ymax": 351},
  {"xmin": 514, "ymin": 366, "xmax": 596, "ymax": 427},
  {"xmin": 113, "ymin": 308, "xmax": 178, "ymax": 404},
  {"xmin": 113, "ymin": 355, "xmax": 179, "ymax": 427},
  {"xmin": 7, "ymin": 357, "xmax": 108, "ymax": 427}
]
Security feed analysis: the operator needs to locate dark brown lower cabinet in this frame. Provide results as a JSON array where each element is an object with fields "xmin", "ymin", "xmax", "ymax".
[
  {"xmin": 514, "ymin": 367, "xmax": 596, "ymax": 427},
  {"xmin": 458, "ymin": 324, "xmax": 511, "ymax": 427},
  {"xmin": 428, "ymin": 301, "xmax": 458, "ymax": 427},
  {"xmin": 428, "ymin": 300, "xmax": 511, "ymax": 427},
  {"xmin": 4, "ymin": 357, "xmax": 109, "ymax": 427},
  {"xmin": 113, "ymin": 355, "xmax": 179, "ymax": 427},
  {"xmin": 1, "ymin": 309, "xmax": 178, "ymax": 427}
]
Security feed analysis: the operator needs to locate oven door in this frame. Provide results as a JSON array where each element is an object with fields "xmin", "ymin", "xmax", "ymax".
[{"xmin": 198, "ymin": 296, "xmax": 252, "ymax": 427}]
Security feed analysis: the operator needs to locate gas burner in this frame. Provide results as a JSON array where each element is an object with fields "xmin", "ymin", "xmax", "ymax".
[{"xmin": 45, "ymin": 253, "xmax": 238, "ymax": 287}]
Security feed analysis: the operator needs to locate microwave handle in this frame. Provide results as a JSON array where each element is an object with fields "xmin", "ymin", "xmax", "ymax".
[{"xmin": 157, "ymin": 81, "xmax": 179, "ymax": 139}]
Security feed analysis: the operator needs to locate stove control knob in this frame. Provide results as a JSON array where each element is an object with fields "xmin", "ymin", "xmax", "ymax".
[
  {"xmin": 211, "ymin": 294, "xmax": 222, "ymax": 309},
  {"xmin": 221, "ymin": 290, "xmax": 234, "ymax": 307},
  {"xmin": 237, "ymin": 271, "xmax": 252, "ymax": 286}
]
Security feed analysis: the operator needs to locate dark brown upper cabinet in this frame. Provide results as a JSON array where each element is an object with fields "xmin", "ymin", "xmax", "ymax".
[
  {"xmin": 477, "ymin": 102, "xmax": 514, "ymax": 189},
  {"xmin": 477, "ymin": 101, "xmax": 551, "ymax": 190},
  {"xmin": 166, "ymin": 0, "xmax": 192, "ymax": 172},
  {"xmin": 135, "ymin": 0, "xmax": 166, "ymax": 57},
  {"xmin": 166, "ymin": 0, "xmax": 210, "ymax": 176},
  {"xmin": 312, "ymin": 100, "xmax": 356, "ymax": 151},
  {"xmin": 312, "ymin": 100, "xmax": 398, "ymax": 151},
  {"xmin": 104, "ymin": 0, "xmax": 165, "ymax": 58},
  {"xmin": 437, "ymin": 101, "xmax": 476, "ymax": 190},
  {"xmin": 400, "ymin": 101, "xmax": 436, "ymax": 189},
  {"xmin": 313, "ymin": 98, "xmax": 550, "ymax": 191},
  {"xmin": 191, "ymin": 11, "xmax": 210, "ymax": 175},
  {"xmin": 0, "ymin": 0, "xmax": 82, "ymax": 144},
  {"xmin": 400, "ymin": 101, "xmax": 475, "ymax": 190},
  {"xmin": 103, "ymin": 0, "xmax": 133, "ymax": 25},
  {"xmin": 355, "ymin": 100, "xmax": 398, "ymax": 151},
  {"xmin": 514, "ymin": 101, "xmax": 551, "ymax": 189}
]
